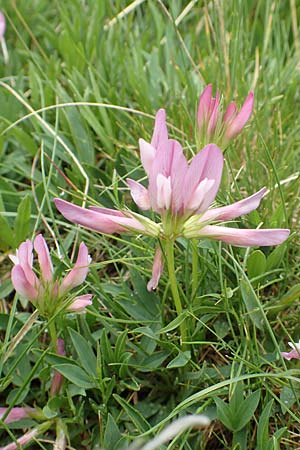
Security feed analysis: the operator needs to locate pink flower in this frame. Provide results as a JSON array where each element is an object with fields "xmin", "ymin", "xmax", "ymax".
[
  {"xmin": 281, "ymin": 340, "xmax": 300, "ymax": 361},
  {"xmin": 10, "ymin": 235, "xmax": 92, "ymax": 316},
  {"xmin": 54, "ymin": 109, "xmax": 289, "ymax": 289},
  {"xmin": 197, "ymin": 84, "xmax": 254, "ymax": 148},
  {"xmin": 0, "ymin": 407, "xmax": 35, "ymax": 424}
]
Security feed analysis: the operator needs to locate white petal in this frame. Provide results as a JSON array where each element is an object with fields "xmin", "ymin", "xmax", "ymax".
[{"xmin": 156, "ymin": 174, "xmax": 172, "ymax": 210}]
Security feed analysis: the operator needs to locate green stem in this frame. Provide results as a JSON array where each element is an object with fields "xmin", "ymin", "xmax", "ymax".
[
  {"xmin": 191, "ymin": 239, "xmax": 199, "ymax": 298},
  {"xmin": 165, "ymin": 239, "xmax": 187, "ymax": 348},
  {"xmin": 48, "ymin": 320, "xmax": 58, "ymax": 353}
]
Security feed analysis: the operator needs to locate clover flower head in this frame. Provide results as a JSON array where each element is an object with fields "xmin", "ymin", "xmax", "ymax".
[
  {"xmin": 54, "ymin": 107, "xmax": 289, "ymax": 290},
  {"xmin": 197, "ymin": 84, "xmax": 254, "ymax": 149},
  {"xmin": 10, "ymin": 235, "xmax": 92, "ymax": 317}
]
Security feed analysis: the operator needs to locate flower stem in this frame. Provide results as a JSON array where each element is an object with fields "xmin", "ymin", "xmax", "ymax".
[
  {"xmin": 191, "ymin": 239, "xmax": 199, "ymax": 298},
  {"xmin": 165, "ymin": 239, "xmax": 187, "ymax": 348},
  {"xmin": 48, "ymin": 320, "xmax": 58, "ymax": 353}
]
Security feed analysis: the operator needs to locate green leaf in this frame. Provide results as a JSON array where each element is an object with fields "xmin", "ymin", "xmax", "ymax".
[
  {"xmin": 257, "ymin": 400, "xmax": 273, "ymax": 450},
  {"xmin": 234, "ymin": 389, "xmax": 260, "ymax": 431},
  {"xmin": 128, "ymin": 269, "xmax": 160, "ymax": 320},
  {"xmin": 100, "ymin": 330, "xmax": 114, "ymax": 364},
  {"xmin": 103, "ymin": 413, "xmax": 122, "ymax": 450},
  {"xmin": 68, "ymin": 328, "xmax": 97, "ymax": 377},
  {"xmin": 215, "ymin": 396, "xmax": 235, "ymax": 431},
  {"xmin": 114, "ymin": 331, "xmax": 128, "ymax": 362},
  {"xmin": 280, "ymin": 385, "xmax": 300, "ymax": 412},
  {"xmin": 113, "ymin": 394, "xmax": 150, "ymax": 433},
  {"xmin": 268, "ymin": 427, "xmax": 287, "ymax": 450},
  {"xmin": 0, "ymin": 216, "xmax": 15, "ymax": 250},
  {"xmin": 240, "ymin": 279, "xmax": 264, "ymax": 330},
  {"xmin": 167, "ymin": 351, "xmax": 191, "ymax": 368},
  {"xmin": 266, "ymin": 245, "xmax": 285, "ymax": 270},
  {"xmin": 14, "ymin": 195, "xmax": 31, "ymax": 246},
  {"xmin": 138, "ymin": 350, "xmax": 170, "ymax": 372},
  {"xmin": 159, "ymin": 311, "xmax": 189, "ymax": 333},
  {"xmin": 53, "ymin": 364, "xmax": 95, "ymax": 389},
  {"xmin": 247, "ymin": 250, "xmax": 267, "ymax": 279}
]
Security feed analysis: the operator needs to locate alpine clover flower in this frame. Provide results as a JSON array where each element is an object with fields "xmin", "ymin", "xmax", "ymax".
[
  {"xmin": 55, "ymin": 109, "xmax": 289, "ymax": 290},
  {"xmin": 197, "ymin": 84, "xmax": 254, "ymax": 149},
  {"xmin": 10, "ymin": 234, "xmax": 92, "ymax": 317},
  {"xmin": 281, "ymin": 340, "xmax": 300, "ymax": 361}
]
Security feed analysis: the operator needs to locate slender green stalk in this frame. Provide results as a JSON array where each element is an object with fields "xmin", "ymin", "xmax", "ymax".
[
  {"xmin": 164, "ymin": 239, "xmax": 187, "ymax": 347},
  {"xmin": 48, "ymin": 320, "xmax": 58, "ymax": 353},
  {"xmin": 191, "ymin": 239, "xmax": 199, "ymax": 298}
]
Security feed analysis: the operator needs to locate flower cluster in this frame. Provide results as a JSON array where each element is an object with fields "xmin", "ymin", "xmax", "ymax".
[
  {"xmin": 54, "ymin": 91, "xmax": 289, "ymax": 289},
  {"xmin": 10, "ymin": 234, "xmax": 92, "ymax": 316},
  {"xmin": 196, "ymin": 84, "xmax": 254, "ymax": 149}
]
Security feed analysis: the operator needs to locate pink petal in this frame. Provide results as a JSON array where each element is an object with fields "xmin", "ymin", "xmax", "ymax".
[
  {"xmin": 61, "ymin": 242, "xmax": 90, "ymax": 293},
  {"xmin": 200, "ymin": 187, "xmax": 267, "ymax": 222},
  {"xmin": 127, "ymin": 179, "xmax": 151, "ymax": 210},
  {"xmin": 151, "ymin": 108, "xmax": 168, "ymax": 149},
  {"xmin": 224, "ymin": 92, "xmax": 254, "ymax": 140},
  {"xmin": 14, "ymin": 240, "xmax": 40, "ymax": 288},
  {"xmin": 184, "ymin": 144, "xmax": 224, "ymax": 213},
  {"xmin": 67, "ymin": 294, "xmax": 93, "ymax": 312},
  {"xmin": 11, "ymin": 265, "xmax": 39, "ymax": 301},
  {"xmin": 147, "ymin": 247, "xmax": 164, "ymax": 291},
  {"xmin": 33, "ymin": 234, "xmax": 53, "ymax": 283},
  {"xmin": 88, "ymin": 207, "xmax": 146, "ymax": 232},
  {"xmin": 88, "ymin": 206, "xmax": 125, "ymax": 216},
  {"xmin": 223, "ymin": 102, "xmax": 237, "ymax": 124},
  {"xmin": 281, "ymin": 349, "xmax": 300, "ymax": 361},
  {"xmin": 148, "ymin": 139, "xmax": 188, "ymax": 213},
  {"xmin": 197, "ymin": 84, "xmax": 213, "ymax": 125},
  {"xmin": 0, "ymin": 407, "xmax": 35, "ymax": 424},
  {"xmin": 0, "ymin": 12, "xmax": 5, "ymax": 40},
  {"xmin": 169, "ymin": 140, "xmax": 190, "ymax": 213},
  {"xmin": 54, "ymin": 198, "xmax": 128, "ymax": 234},
  {"xmin": 194, "ymin": 225, "xmax": 290, "ymax": 247},
  {"xmin": 186, "ymin": 178, "xmax": 215, "ymax": 211},
  {"xmin": 139, "ymin": 139, "xmax": 156, "ymax": 175},
  {"xmin": 156, "ymin": 174, "xmax": 172, "ymax": 210},
  {"xmin": 207, "ymin": 90, "xmax": 220, "ymax": 134}
]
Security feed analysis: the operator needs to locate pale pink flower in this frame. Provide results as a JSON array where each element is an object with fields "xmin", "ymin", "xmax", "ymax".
[
  {"xmin": 197, "ymin": 84, "xmax": 254, "ymax": 148},
  {"xmin": 281, "ymin": 340, "xmax": 300, "ymax": 361},
  {"xmin": 54, "ymin": 109, "xmax": 289, "ymax": 289},
  {"xmin": 0, "ymin": 407, "xmax": 35, "ymax": 424},
  {"xmin": 10, "ymin": 235, "xmax": 92, "ymax": 316}
]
